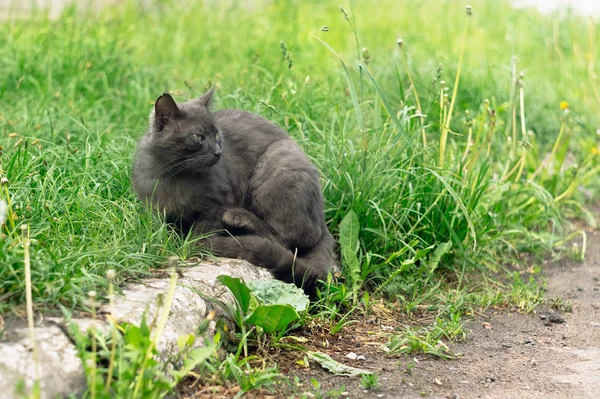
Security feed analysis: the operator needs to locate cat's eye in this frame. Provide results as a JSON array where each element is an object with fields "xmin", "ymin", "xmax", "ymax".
[{"xmin": 191, "ymin": 133, "xmax": 205, "ymax": 141}]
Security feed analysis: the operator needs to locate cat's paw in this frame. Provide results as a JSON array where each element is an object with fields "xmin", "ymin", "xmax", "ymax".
[{"xmin": 222, "ymin": 208, "xmax": 257, "ymax": 232}]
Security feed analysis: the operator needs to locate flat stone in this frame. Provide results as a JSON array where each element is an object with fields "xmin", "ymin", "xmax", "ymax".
[
  {"xmin": 0, "ymin": 323, "xmax": 85, "ymax": 399},
  {"xmin": 0, "ymin": 258, "xmax": 273, "ymax": 399},
  {"xmin": 102, "ymin": 258, "xmax": 272, "ymax": 354}
]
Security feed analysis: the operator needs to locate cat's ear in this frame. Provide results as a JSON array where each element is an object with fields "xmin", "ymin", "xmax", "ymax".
[
  {"xmin": 197, "ymin": 86, "xmax": 215, "ymax": 108},
  {"xmin": 154, "ymin": 93, "xmax": 181, "ymax": 130}
]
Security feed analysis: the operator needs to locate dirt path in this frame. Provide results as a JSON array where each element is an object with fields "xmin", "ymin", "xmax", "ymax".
[{"xmin": 279, "ymin": 231, "xmax": 600, "ymax": 399}]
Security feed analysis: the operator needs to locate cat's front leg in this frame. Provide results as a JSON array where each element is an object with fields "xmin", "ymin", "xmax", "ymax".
[
  {"xmin": 222, "ymin": 207, "xmax": 276, "ymax": 237},
  {"xmin": 191, "ymin": 218, "xmax": 227, "ymax": 236}
]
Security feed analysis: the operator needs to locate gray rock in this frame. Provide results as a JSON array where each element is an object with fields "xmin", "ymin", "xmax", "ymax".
[
  {"xmin": 101, "ymin": 258, "xmax": 271, "ymax": 354},
  {"xmin": 0, "ymin": 258, "xmax": 273, "ymax": 399},
  {"xmin": 0, "ymin": 323, "xmax": 85, "ymax": 399}
]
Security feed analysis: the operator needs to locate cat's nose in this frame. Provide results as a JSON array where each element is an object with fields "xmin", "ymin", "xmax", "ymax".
[{"xmin": 213, "ymin": 148, "xmax": 222, "ymax": 158}]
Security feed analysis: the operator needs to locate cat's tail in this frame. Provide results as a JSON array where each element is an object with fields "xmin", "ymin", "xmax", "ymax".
[{"xmin": 201, "ymin": 234, "xmax": 335, "ymax": 297}]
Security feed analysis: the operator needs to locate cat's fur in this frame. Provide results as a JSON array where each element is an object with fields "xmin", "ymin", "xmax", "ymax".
[{"xmin": 132, "ymin": 88, "xmax": 338, "ymax": 296}]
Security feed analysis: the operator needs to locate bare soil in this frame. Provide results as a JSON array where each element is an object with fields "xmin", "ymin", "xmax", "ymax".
[
  {"xmin": 274, "ymin": 231, "xmax": 600, "ymax": 399},
  {"xmin": 180, "ymin": 228, "xmax": 600, "ymax": 399}
]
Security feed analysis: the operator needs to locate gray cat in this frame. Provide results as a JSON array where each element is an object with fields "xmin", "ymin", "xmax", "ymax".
[{"xmin": 132, "ymin": 88, "xmax": 338, "ymax": 296}]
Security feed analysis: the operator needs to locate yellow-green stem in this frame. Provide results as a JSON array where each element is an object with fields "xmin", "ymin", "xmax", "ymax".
[
  {"xmin": 440, "ymin": 91, "xmax": 448, "ymax": 166},
  {"xmin": 514, "ymin": 146, "xmax": 527, "ymax": 183},
  {"xmin": 488, "ymin": 154, "xmax": 524, "ymax": 192},
  {"xmin": 462, "ymin": 121, "xmax": 473, "ymax": 164},
  {"xmin": 105, "ymin": 278, "xmax": 118, "ymax": 394},
  {"xmin": 511, "ymin": 81, "xmax": 518, "ymax": 155},
  {"xmin": 439, "ymin": 81, "xmax": 445, "ymax": 131},
  {"xmin": 554, "ymin": 179, "xmax": 578, "ymax": 203},
  {"xmin": 89, "ymin": 292, "xmax": 97, "ymax": 399},
  {"xmin": 400, "ymin": 48, "xmax": 423, "ymax": 115},
  {"xmin": 530, "ymin": 118, "xmax": 566, "ymax": 181},
  {"xmin": 4, "ymin": 186, "xmax": 16, "ymax": 235},
  {"xmin": 503, "ymin": 57, "xmax": 518, "ymax": 157},
  {"xmin": 513, "ymin": 76, "xmax": 528, "ymax": 183},
  {"xmin": 399, "ymin": 46, "xmax": 426, "ymax": 149},
  {"xmin": 22, "ymin": 225, "xmax": 40, "ymax": 384},
  {"xmin": 519, "ymin": 77, "xmax": 527, "ymax": 141},
  {"xmin": 133, "ymin": 258, "xmax": 179, "ymax": 398},
  {"xmin": 440, "ymin": 11, "xmax": 470, "ymax": 167},
  {"xmin": 485, "ymin": 103, "xmax": 495, "ymax": 159}
]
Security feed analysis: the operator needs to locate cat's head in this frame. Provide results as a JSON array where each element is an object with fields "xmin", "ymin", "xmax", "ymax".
[{"xmin": 146, "ymin": 87, "xmax": 223, "ymax": 174}]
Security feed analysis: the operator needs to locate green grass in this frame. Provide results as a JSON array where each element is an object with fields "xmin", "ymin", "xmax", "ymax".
[{"xmin": 1, "ymin": 0, "xmax": 599, "ymax": 395}]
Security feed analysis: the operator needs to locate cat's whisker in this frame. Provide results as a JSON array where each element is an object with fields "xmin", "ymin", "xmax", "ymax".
[
  {"xmin": 159, "ymin": 157, "xmax": 197, "ymax": 177},
  {"xmin": 157, "ymin": 157, "xmax": 186, "ymax": 176}
]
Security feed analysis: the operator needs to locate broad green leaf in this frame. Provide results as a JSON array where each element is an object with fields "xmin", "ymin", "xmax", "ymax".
[
  {"xmin": 217, "ymin": 275, "xmax": 251, "ymax": 313},
  {"xmin": 342, "ymin": 245, "xmax": 361, "ymax": 284},
  {"xmin": 183, "ymin": 347, "xmax": 213, "ymax": 371},
  {"xmin": 428, "ymin": 241, "xmax": 452, "ymax": 273},
  {"xmin": 245, "ymin": 304, "xmax": 300, "ymax": 333},
  {"xmin": 176, "ymin": 334, "xmax": 195, "ymax": 351},
  {"xmin": 171, "ymin": 345, "xmax": 214, "ymax": 381},
  {"xmin": 124, "ymin": 324, "xmax": 143, "ymax": 348},
  {"xmin": 339, "ymin": 211, "xmax": 360, "ymax": 253},
  {"xmin": 307, "ymin": 351, "xmax": 372, "ymax": 376},
  {"xmin": 414, "ymin": 245, "xmax": 434, "ymax": 261},
  {"xmin": 246, "ymin": 279, "xmax": 309, "ymax": 313}
]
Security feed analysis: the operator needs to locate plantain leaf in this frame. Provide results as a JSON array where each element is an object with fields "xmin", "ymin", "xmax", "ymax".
[
  {"xmin": 245, "ymin": 304, "xmax": 299, "ymax": 333},
  {"xmin": 428, "ymin": 241, "xmax": 452, "ymax": 273},
  {"xmin": 247, "ymin": 279, "xmax": 309, "ymax": 313},
  {"xmin": 339, "ymin": 210, "xmax": 360, "ymax": 253},
  {"xmin": 307, "ymin": 351, "xmax": 372, "ymax": 376},
  {"xmin": 176, "ymin": 334, "xmax": 195, "ymax": 351},
  {"xmin": 217, "ymin": 275, "xmax": 251, "ymax": 314},
  {"xmin": 342, "ymin": 245, "xmax": 361, "ymax": 283}
]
